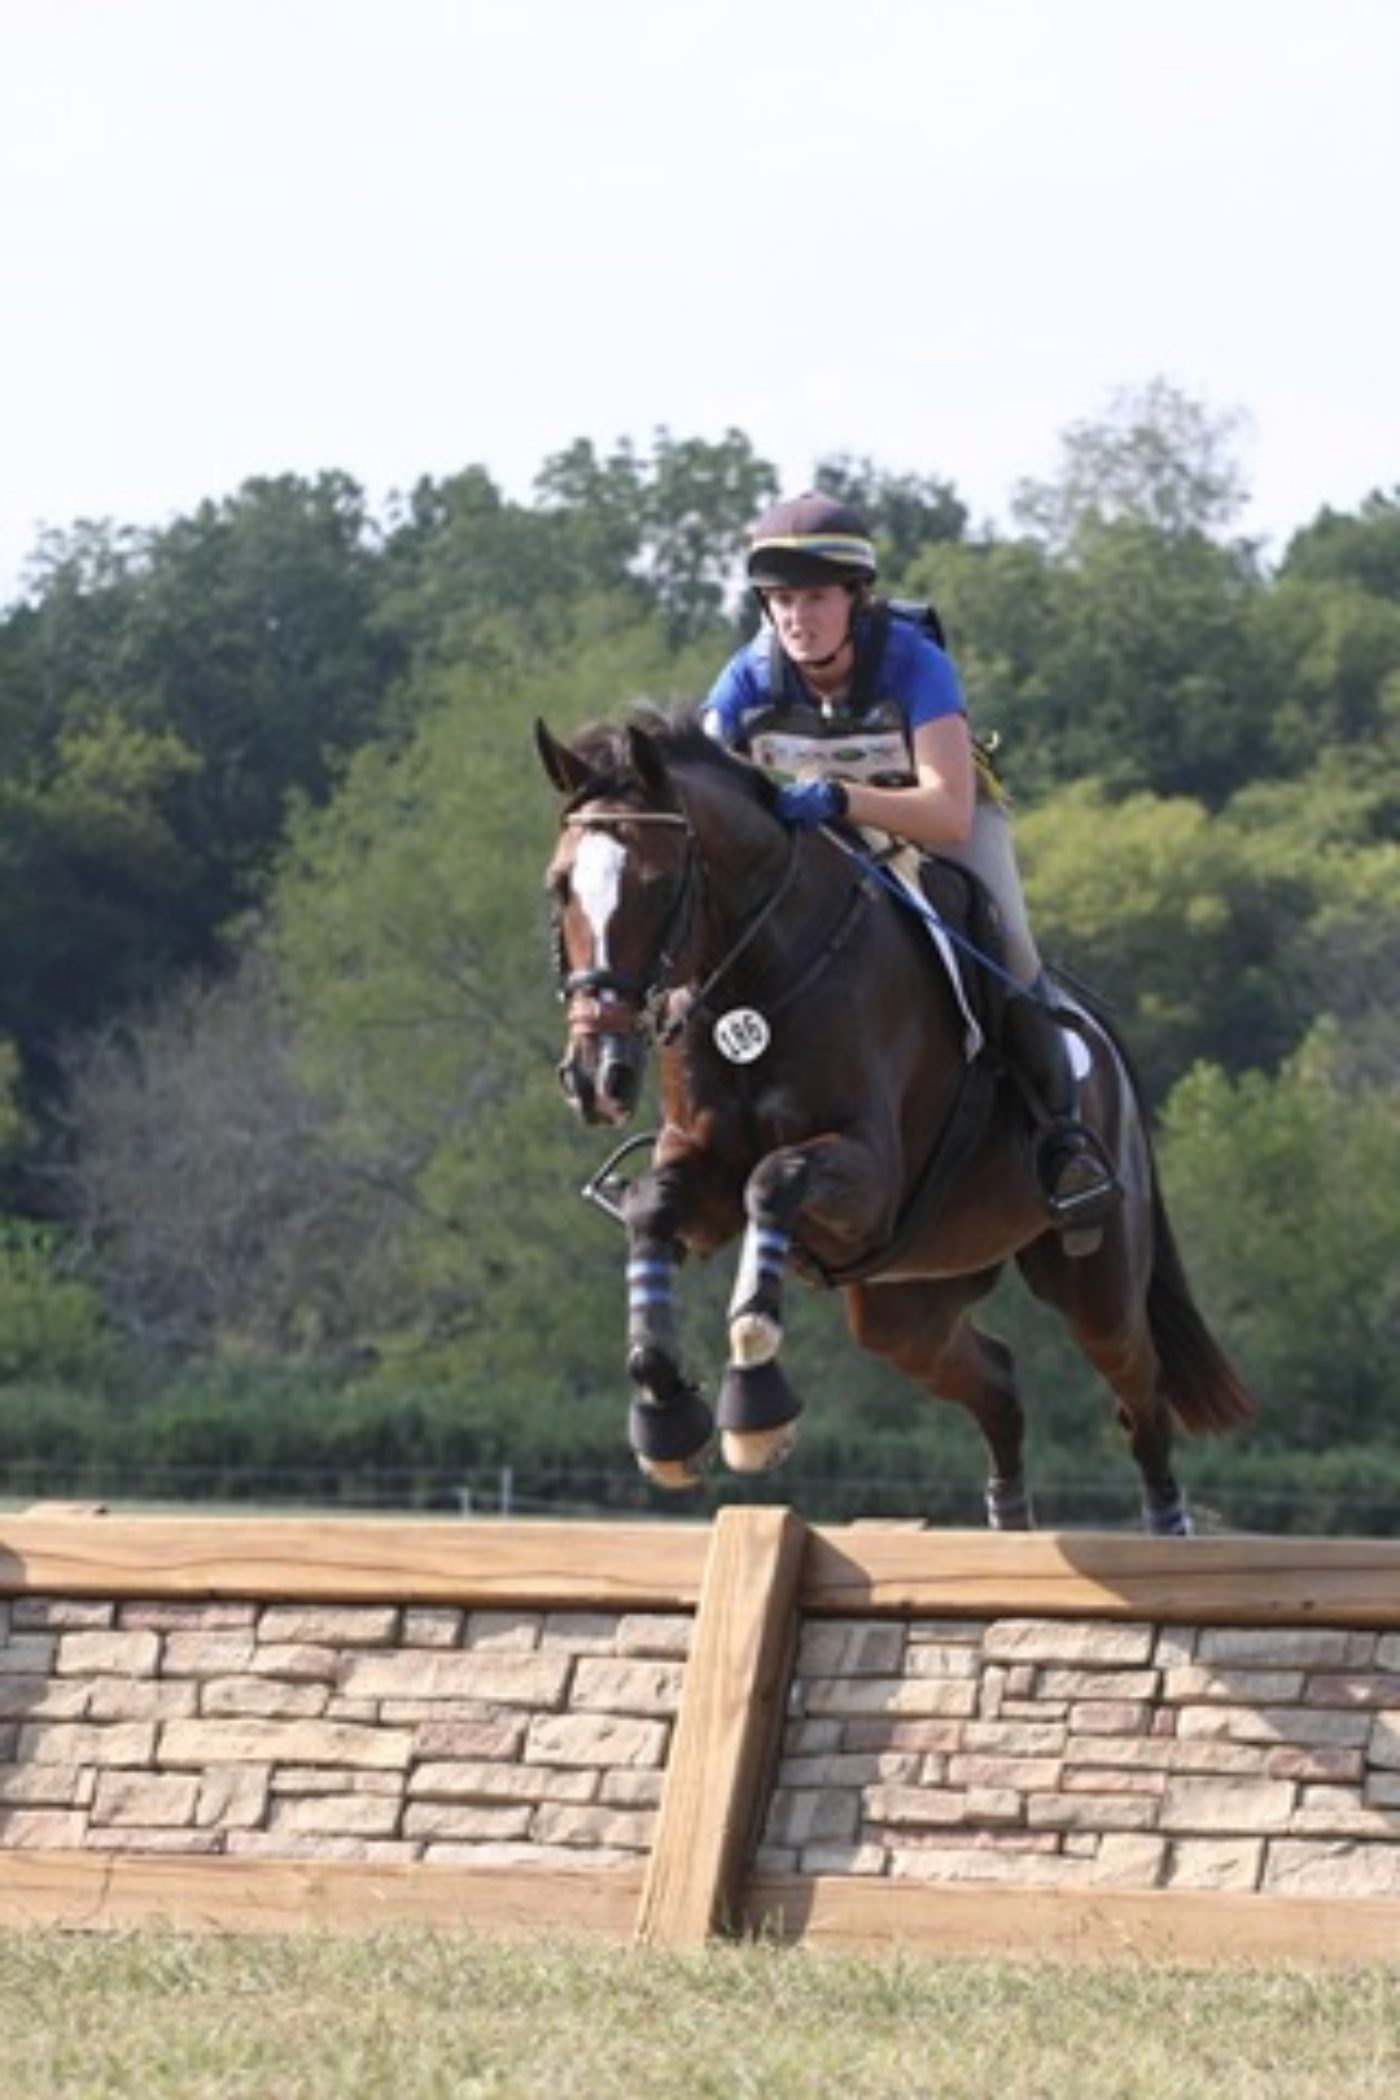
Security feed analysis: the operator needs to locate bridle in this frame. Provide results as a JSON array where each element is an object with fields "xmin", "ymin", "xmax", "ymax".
[{"xmin": 554, "ymin": 800, "xmax": 807, "ymax": 1049}]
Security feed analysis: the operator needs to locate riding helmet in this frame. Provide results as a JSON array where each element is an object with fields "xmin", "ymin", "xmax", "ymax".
[{"xmin": 745, "ymin": 492, "xmax": 878, "ymax": 590}]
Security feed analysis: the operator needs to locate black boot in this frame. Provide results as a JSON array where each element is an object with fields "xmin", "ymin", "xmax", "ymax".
[{"xmin": 1004, "ymin": 980, "xmax": 1120, "ymax": 1240}]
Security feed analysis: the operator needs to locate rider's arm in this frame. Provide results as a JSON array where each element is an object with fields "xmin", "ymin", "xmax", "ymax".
[
  {"xmin": 700, "ymin": 643, "xmax": 763, "ymax": 746},
  {"xmin": 840, "ymin": 712, "xmax": 977, "ymax": 848}
]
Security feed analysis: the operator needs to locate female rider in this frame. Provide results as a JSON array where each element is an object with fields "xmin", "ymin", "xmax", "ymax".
[{"xmin": 701, "ymin": 490, "xmax": 1118, "ymax": 1238}]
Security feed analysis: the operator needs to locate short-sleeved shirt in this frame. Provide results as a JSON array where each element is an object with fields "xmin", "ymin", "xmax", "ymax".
[
  {"xmin": 701, "ymin": 606, "xmax": 966, "ymax": 788},
  {"xmin": 703, "ymin": 607, "xmax": 965, "ymax": 748}
]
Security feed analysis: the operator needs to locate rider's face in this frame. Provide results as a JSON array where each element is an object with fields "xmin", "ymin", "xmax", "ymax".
[{"xmin": 765, "ymin": 584, "xmax": 853, "ymax": 666}]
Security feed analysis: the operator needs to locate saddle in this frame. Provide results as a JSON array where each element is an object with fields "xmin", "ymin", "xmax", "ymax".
[{"xmin": 913, "ymin": 853, "xmax": 1013, "ymax": 1059}]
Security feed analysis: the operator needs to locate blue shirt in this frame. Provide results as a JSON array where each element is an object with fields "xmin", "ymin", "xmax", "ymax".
[{"xmin": 702, "ymin": 606, "xmax": 966, "ymax": 749}]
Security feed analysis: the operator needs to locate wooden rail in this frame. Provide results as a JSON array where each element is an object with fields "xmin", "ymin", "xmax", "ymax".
[{"xmin": 2, "ymin": 1508, "xmax": 1399, "ymax": 1963}]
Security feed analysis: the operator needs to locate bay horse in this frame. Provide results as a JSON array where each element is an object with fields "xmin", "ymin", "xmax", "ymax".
[{"xmin": 537, "ymin": 706, "xmax": 1256, "ymax": 1534}]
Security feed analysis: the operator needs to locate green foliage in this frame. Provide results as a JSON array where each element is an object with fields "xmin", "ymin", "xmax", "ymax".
[
  {"xmin": 1156, "ymin": 1024, "xmax": 1400, "ymax": 1449},
  {"xmin": 0, "ymin": 1224, "xmax": 120, "ymax": 1387},
  {"xmin": 534, "ymin": 426, "xmax": 777, "ymax": 643},
  {"xmin": 1, "ymin": 399, "xmax": 1399, "ymax": 1529},
  {"xmin": 1012, "ymin": 376, "xmax": 1251, "ymax": 548}
]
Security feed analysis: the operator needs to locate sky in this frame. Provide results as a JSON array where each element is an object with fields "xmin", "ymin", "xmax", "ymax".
[{"xmin": 4, "ymin": 0, "xmax": 1400, "ymax": 607}]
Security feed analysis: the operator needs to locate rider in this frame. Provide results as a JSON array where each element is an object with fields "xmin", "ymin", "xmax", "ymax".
[{"xmin": 701, "ymin": 489, "xmax": 1119, "ymax": 1236}]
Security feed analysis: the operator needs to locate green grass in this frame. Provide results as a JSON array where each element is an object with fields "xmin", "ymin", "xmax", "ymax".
[{"xmin": 0, "ymin": 1932, "xmax": 1397, "ymax": 2099}]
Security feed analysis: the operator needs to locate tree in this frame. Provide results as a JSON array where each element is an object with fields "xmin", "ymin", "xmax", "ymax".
[
  {"xmin": 58, "ymin": 957, "xmax": 401, "ymax": 1359},
  {"xmin": 1159, "ymin": 1026, "xmax": 1400, "ymax": 1448},
  {"xmin": 1255, "ymin": 569, "xmax": 1400, "ymax": 770},
  {"xmin": 535, "ymin": 427, "xmax": 778, "ymax": 642},
  {"xmin": 1281, "ymin": 489, "xmax": 1400, "ymax": 601},
  {"xmin": 0, "ymin": 712, "xmax": 209, "ymax": 1096},
  {"xmin": 126, "ymin": 473, "xmax": 400, "ymax": 886},
  {"xmin": 376, "ymin": 462, "xmax": 647, "ymax": 684},
  {"xmin": 1013, "ymin": 377, "xmax": 1251, "ymax": 550}
]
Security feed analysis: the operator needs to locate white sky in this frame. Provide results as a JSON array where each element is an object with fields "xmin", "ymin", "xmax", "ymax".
[{"xmin": 4, "ymin": 0, "xmax": 1400, "ymax": 607}]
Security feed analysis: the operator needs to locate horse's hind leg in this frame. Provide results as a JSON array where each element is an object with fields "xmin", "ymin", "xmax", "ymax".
[
  {"xmin": 844, "ymin": 1273, "xmax": 1035, "ymax": 1529},
  {"xmin": 1018, "ymin": 1241, "xmax": 1191, "ymax": 1536}
]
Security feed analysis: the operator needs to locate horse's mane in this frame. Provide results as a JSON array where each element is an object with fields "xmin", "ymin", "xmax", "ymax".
[{"xmin": 563, "ymin": 700, "xmax": 775, "ymax": 810}]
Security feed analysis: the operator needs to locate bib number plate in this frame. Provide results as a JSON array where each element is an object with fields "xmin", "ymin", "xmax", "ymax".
[{"xmin": 713, "ymin": 1008, "xmax": 770, "ymax": 1064}]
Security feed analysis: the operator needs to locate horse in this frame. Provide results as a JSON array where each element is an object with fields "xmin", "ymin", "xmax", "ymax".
[{"xmin": 536, "ymin": 705, "xmax": 1257, "ymax": 1534}]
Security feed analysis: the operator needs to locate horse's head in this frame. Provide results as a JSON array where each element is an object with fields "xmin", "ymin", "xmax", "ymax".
[{"xmin": 537, "ymin": 715, "xmax": 703, "ymax": 1126}]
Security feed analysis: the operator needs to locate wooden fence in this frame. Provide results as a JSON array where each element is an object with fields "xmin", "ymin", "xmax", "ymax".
[{"xmin": 2, "ymin": 1505, "xmax": 1399, "ymax": 1965}]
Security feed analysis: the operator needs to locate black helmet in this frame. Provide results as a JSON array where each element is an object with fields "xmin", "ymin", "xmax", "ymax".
[{"xmin": 746, "ymin": 491, "xmax": 877, "ymax": 590}]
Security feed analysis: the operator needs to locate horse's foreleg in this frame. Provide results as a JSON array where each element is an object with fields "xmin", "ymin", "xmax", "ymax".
[
  {"xmin": 621, "ymin": 1178, "xmax": 714, "ymax": 1491},
  {"xmin": 718, "ymin": 1151, "xmax": 815, "ymax": 1474}
]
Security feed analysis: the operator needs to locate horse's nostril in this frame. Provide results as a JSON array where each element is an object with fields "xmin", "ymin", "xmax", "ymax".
[
  {"xmin": 600, "ymin": 1054, "xmax": 638, "ymax": 1114},
  {"xmin": 558, "ymin": 1057, "xmax": 592, "ymax": 1118}
]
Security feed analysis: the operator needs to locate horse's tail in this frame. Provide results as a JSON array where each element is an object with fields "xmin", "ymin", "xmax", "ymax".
[
  {"xmin": 1069, "ymin": 975, "xmax": 1259, "ymax": 1437},
  {"xmin": 1145, "ymin": 1172, "xmax": 1258, "ymax": 1434}
]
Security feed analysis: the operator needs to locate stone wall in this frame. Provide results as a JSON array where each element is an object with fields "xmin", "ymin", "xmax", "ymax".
[
  {"xmin": 760, "ymin": 1613, "xmax": 1400, "ymax": 1899},
  {"xmin": 6, "ymin": 1514, "xmax": 1400, "ymax": 1957},
  {"xmin": 0, "ymin": 1595, "xmax": 690, "ymax": 1866}
]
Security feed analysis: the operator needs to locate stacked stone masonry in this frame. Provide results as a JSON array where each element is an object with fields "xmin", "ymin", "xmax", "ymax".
[
  {"xmin": 760, "ymin": 1616, "xmax": 1400, "ymax": 1898},
  {"xmin": 0, "ymin": 1598, "xmax": 690, "ymax": 1866}
]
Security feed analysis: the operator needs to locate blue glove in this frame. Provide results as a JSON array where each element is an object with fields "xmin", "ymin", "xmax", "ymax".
[{"xmin": 775, "ymin": 778, "xmax": 849, "ymax": 829}]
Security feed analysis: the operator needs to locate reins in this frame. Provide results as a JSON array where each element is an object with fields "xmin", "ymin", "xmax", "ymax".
[{"xmin": 815, "ymin": 821, "xmax": 1052, "ymax": 1010}]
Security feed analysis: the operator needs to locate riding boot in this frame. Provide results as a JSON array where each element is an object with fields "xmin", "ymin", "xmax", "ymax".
[{"xmin": 1003, "ymin": 980, "xmax": 1121, "ymax": 1236}]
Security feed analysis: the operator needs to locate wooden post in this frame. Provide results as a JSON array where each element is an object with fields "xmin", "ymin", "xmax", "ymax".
[{"xmin": 635, "ymin": 1505, "xmax": 807, "ymax": 1949}]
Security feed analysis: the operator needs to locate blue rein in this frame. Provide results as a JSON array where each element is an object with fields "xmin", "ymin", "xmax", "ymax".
[{"xmin": 815, "ymin": 822, "xmax": 1047, "ymax": 1008}]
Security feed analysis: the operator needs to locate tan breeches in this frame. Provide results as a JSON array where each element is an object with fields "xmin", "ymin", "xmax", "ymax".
[{"xmin": 883, "ymin": 800, "xmax": 1041, "ymax": 986}]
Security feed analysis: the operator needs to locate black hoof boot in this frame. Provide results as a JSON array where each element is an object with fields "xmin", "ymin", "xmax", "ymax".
[
  {"xmin": 716, "ymin": 1360, "xmax": 803, "ymax": 1475},
  {"xmin": 628, "ymin": 1385, "xmax": 715, "ymax": 1490}
]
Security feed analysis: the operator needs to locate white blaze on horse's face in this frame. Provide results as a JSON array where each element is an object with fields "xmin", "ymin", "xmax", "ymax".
[{"xmin": 571, "ymin": 827, "xmax": 628, "ymax": 969}]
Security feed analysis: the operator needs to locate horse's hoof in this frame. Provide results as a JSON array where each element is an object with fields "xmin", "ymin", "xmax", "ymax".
[
  {"xmin": 728, "ymin": 1311, "xmax": 783, "ymax": 1366},
  {"xmin": 721, "ymin": 1421, "xmax": 799, "ymax": 1474},
  {"xmin": 637, "ymin": 1438, "xmax": 715, "ymax": 1492},
  {"xmin": 986, "ymin": 1476, "xmax": 1035, "ymax": 1530},
  {"xmin": 716, "ymin": 1358, "xmax": 803, "ymax": 1436},
  {"xmin": 628, "ymin": 1389, "xmax": 715, "ymax": 1483},
  {"xmin": 1142, "ymin": 1482, "xmax": 1193, "ymax": 1536}
]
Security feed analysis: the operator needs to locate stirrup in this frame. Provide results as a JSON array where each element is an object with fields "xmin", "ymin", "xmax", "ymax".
[{"xmin": 1036, "ymin": 1125, "xmax": 1120, "ymax": 1228}]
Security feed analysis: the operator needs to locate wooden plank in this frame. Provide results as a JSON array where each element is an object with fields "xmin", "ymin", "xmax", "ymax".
[
  {"xmin": 802, "ymin": 1527, "xmax": 1400, "ymax": 1627},
  {"xmin": 745, "ymin": 1872, "xmax": 1400, "ymax": 1969},
  {"xmin": 636, "ymin": 1506, "xmax": 807, "ymax": 1948},
  {"xmin": 0, "ymin": 1515, "xmax": 711, "ymax": 1610},
  {"xmin": 0, "ymin": 1852, "xmax": 641, "ymax": 1938}
]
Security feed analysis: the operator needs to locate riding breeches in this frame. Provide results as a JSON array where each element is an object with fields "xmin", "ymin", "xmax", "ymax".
[{"xmin": 878, "ymin": 801, "xmax": 1040, "ymax": 984}]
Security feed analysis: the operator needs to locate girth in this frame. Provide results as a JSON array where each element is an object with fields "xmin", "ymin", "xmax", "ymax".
[{"xmin": 790, "ymin": 1050, "xmax": 1000, "ymax": 1289}]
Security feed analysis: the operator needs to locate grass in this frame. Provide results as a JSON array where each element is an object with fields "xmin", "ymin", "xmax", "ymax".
[{"xmin": 0, "ymin": 1931, "xmax": 1397, "ymax": 2099}]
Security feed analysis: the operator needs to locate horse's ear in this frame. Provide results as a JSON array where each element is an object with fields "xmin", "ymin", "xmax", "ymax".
[
  {"xmin": 626, "ymin": 726, "xmax": 680, "ymax": 810},
  {"xmin": 535, "ymin": 719, "xmax": 592, "ymax": 797}
]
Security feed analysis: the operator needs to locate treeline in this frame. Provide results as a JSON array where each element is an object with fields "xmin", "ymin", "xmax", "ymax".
[{"xmin": 1, "ymin": 383, "xmax": 1397, "ymax": 1531}]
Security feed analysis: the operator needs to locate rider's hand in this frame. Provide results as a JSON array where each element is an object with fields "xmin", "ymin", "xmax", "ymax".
[{"xmin": 774, "ymin": 778, "xmax": 849, "ymax": 828}]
